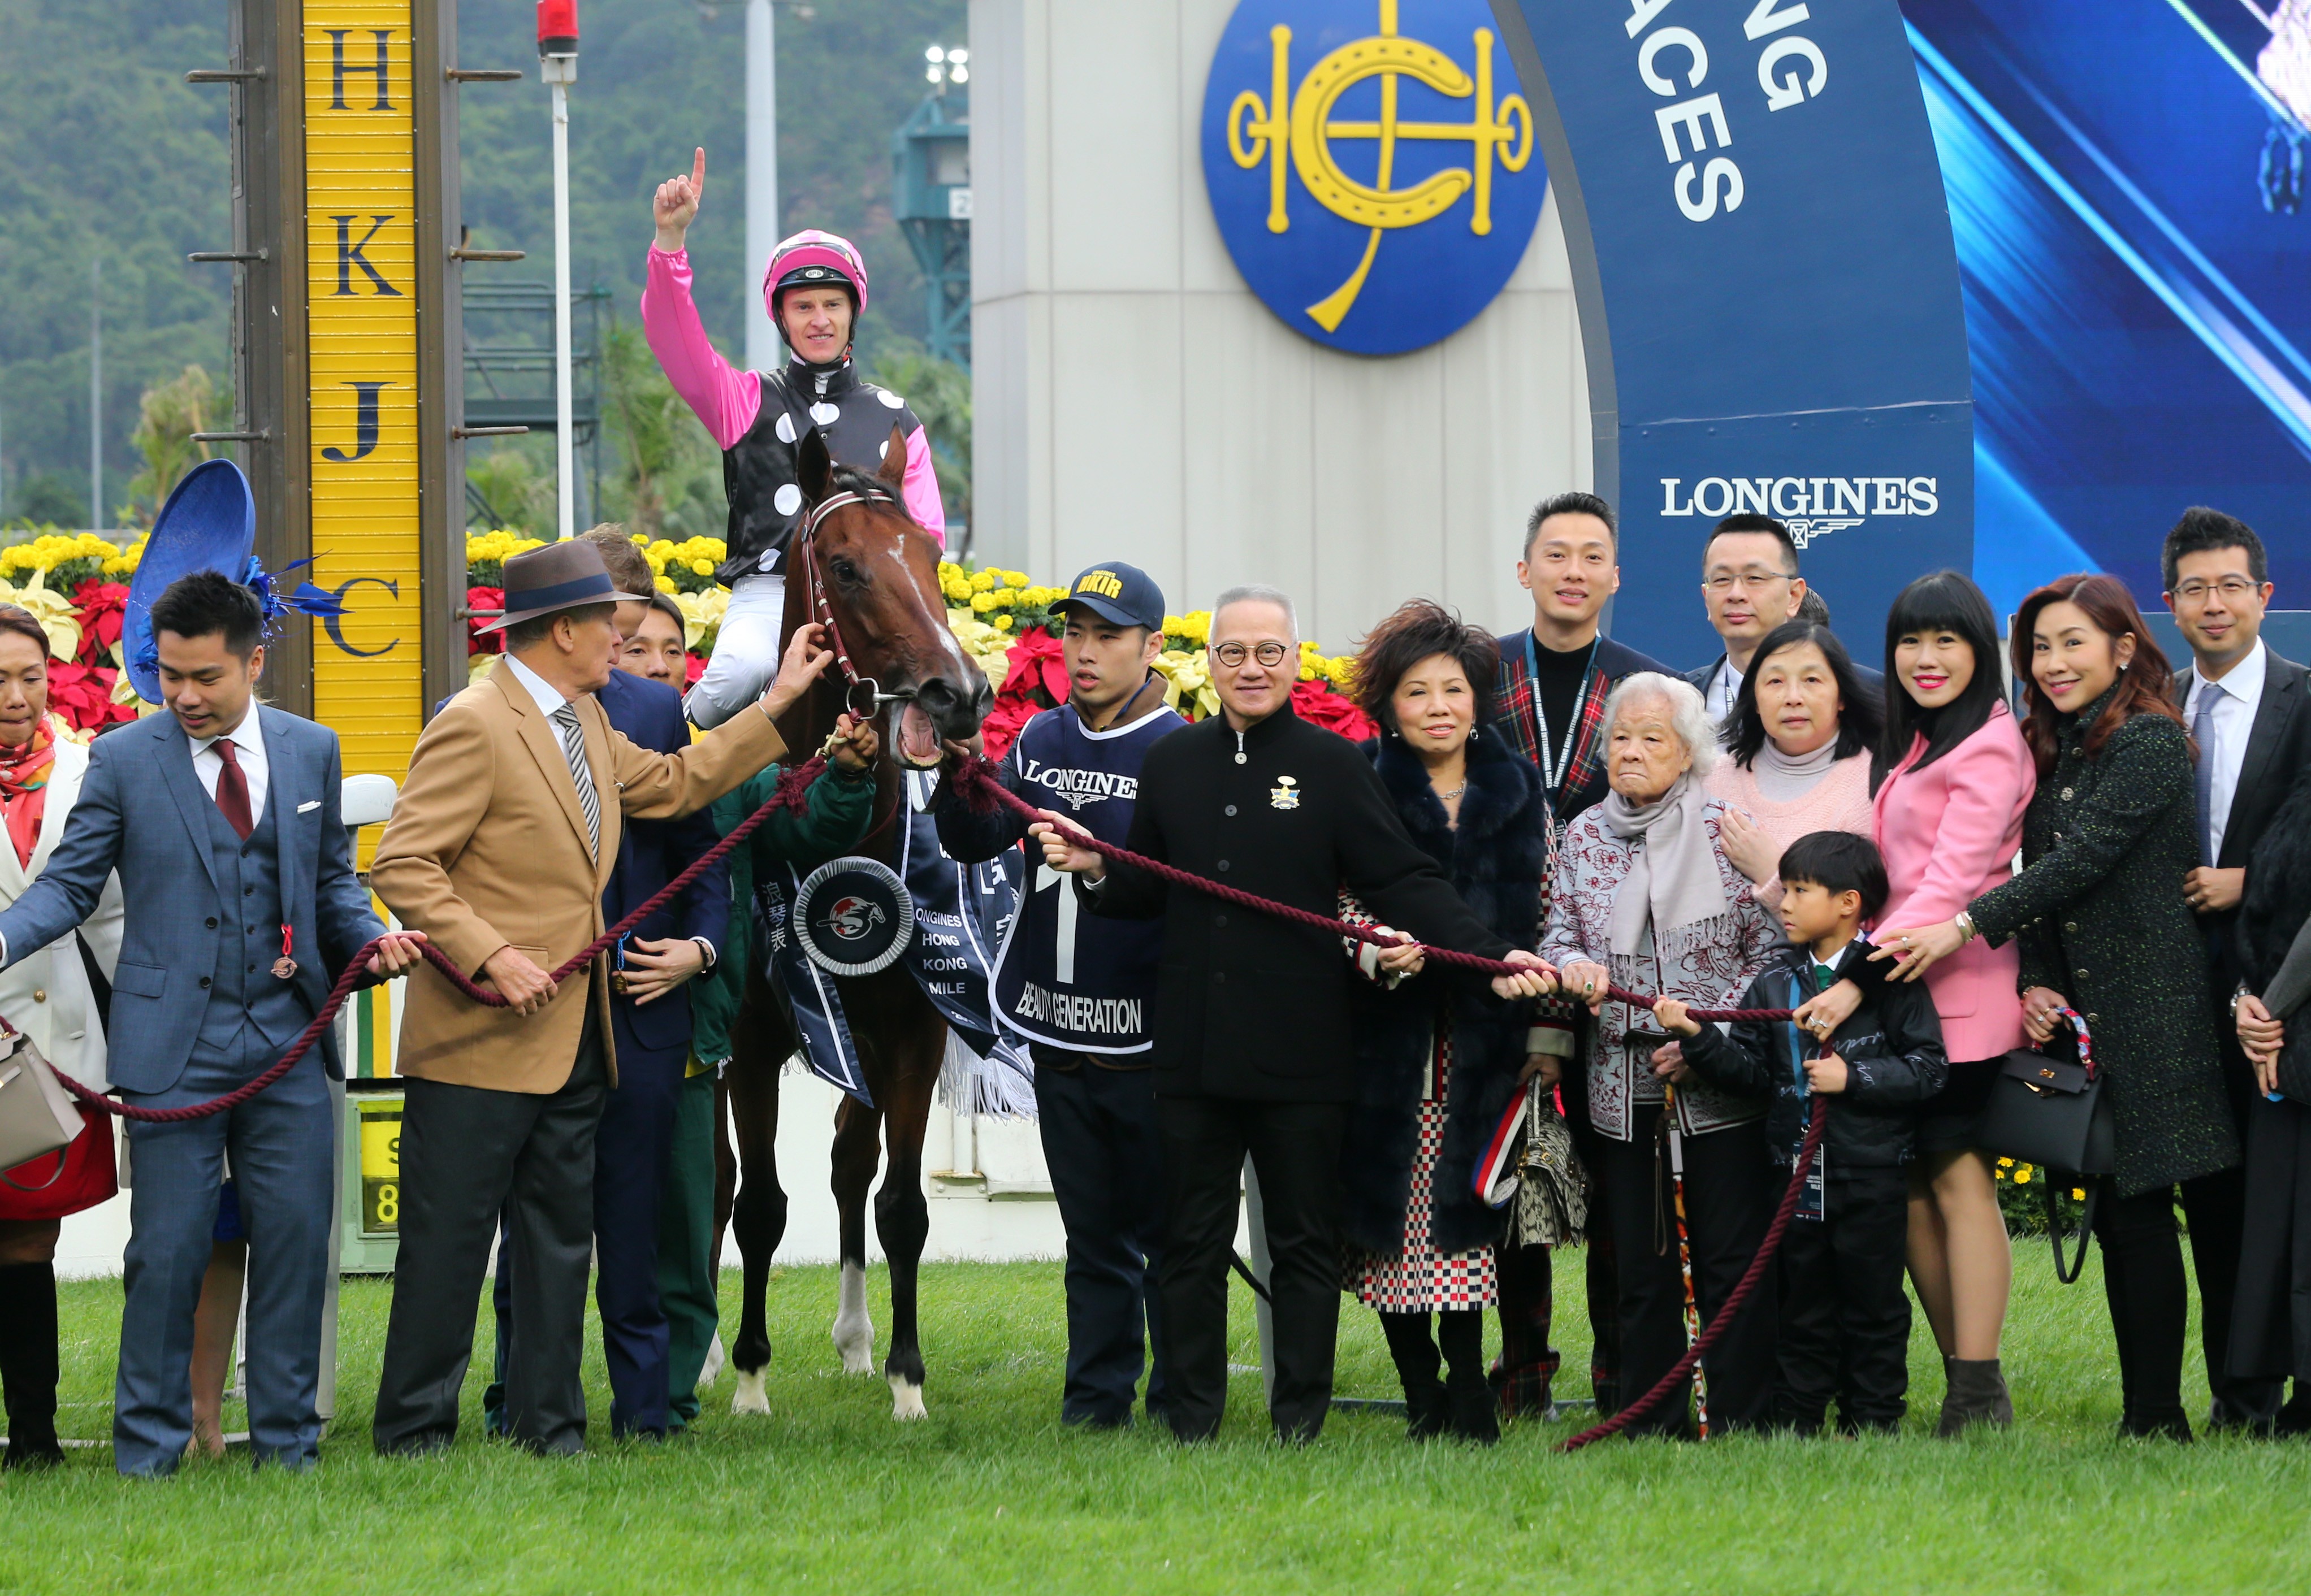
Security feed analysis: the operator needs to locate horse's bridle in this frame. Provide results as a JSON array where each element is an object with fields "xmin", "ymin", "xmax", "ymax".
[{"xmin": 795, "ymin": 487, "xmax": 917, "ymax": 723}]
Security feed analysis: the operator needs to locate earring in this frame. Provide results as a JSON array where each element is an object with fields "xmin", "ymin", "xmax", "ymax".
[{"xmin": 1469, "ymin": 726, "xmax": 1480, "ymax": 742}]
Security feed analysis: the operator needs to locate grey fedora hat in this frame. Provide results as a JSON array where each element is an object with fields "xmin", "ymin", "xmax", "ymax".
[{"xmin": 477, "ymin": 539, "xmax": 651, "ymax": 633}]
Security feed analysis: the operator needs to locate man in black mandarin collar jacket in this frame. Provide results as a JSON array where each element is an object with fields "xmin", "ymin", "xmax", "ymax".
[{"xmin": 1034, "ymin": 586, "xmax": 1550, "ymax": 1444}]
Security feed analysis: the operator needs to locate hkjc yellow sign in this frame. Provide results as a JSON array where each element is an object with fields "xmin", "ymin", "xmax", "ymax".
[
  {"xmin": 304, "ymin": 4, "xmax": 425, "ymax": 818},
  {"xmin": 1201, "ymin": 0, "xmax": 1550, "ymax": 355}
]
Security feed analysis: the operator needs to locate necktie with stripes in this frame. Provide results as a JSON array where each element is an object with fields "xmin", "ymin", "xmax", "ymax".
[{"xmin": 549, "ymin": 702, "xmax": 600, "ymax": 857}]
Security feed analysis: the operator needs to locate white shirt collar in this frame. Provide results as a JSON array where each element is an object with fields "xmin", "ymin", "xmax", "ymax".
[
  {"xmin": 190, "ymin": 702, "xmax": 266, "ymax": 758},
  {"xmin": 2194, "ymin": 637, "xmax": 2267, "ymax": 710},
  {"xmin": 504, "ymin": 652, "xmax": 570, "ymax": 718}
]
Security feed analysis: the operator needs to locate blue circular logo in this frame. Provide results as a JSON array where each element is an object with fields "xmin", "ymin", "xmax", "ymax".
[{"xmin": 1200, "ymin": 0, "xmax": 1551, "ymax": 357}]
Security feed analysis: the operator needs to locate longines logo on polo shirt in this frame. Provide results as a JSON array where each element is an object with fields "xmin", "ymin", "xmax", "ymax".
[
  {"xmin": 1657, "ymin": 475, "xmax": 1941, "ymax": 549},
  {"xmin": 1022, "ymin": 758, "xmax": 1139, "ymax": 812}
]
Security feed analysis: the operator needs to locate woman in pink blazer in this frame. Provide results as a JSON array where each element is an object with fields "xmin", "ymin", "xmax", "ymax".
[{"xmin": 1802, "ymin": 573, "xmax": 2035, "ymax": 1435}]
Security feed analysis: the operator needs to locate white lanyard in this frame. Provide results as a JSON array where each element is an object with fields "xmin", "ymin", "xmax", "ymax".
[{"xmin": 1526, "ymin": 634, "xmax": 1597, "ymax": 799}]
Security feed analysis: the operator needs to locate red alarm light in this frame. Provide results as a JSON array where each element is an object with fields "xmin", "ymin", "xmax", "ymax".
[{"xmin": 538, "ymin": 0, "xmax": 578, "ymax": 58}]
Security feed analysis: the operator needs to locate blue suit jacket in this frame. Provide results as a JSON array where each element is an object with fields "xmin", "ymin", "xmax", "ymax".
[
  {"xmin": 598, "ymin": 670, "xmax": 729, "ymax": 1058},
  {"xmin": 0, "ymin": 708, "xmax": 386, "ymax": 1092}
]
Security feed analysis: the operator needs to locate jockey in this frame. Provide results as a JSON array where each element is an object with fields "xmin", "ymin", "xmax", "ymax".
[{"xmin": 641, "ymin": 148, "xmax": 947, "ymax": 727}]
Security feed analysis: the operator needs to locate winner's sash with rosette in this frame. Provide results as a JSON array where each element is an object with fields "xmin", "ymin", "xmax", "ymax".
[{"xmin": 761, "ymin": 769, "xmax": 1030, "ymax": 1111}]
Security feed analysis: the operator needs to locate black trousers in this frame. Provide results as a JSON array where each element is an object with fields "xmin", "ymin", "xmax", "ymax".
[
  {"xmin": 2200, "ymin": 1023, "xmax": 2286, "ymax": 1425},
  {"xmin": 1035, "ymin": 1047, "xmax": 1167, "ymax": 1426},
  {"xmin": 1563, "ymin": 1065, "xmax": 1621, "ymax": 1412},
  {"xmin": 374, "ymin": 1014, "xmax": 607, "ymax": 1456},
  {"xmin": 1775, "ymin": 1167, "xmax": 1911, "ymax": 1433},
  {"xmin": 2096, "ymin": 1166, "xmax": 2260, "ymax": 1430},
  {"xmin": 1591, "ymin": 1108, "xmax": 1776, "ymax": 1435},
  {"xmin": 1157, "ymin": 1095, "xmax": 1345, "ymax": 1443}
]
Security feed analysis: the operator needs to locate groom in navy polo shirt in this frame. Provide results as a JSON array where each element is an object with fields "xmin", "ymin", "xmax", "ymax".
[{"xmin": 937, "ymin": 561, "xmax": 1184, "ymax": 1427}]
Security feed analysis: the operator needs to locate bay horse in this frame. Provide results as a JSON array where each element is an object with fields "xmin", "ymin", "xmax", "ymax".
[{"xmin": 715, "ymin": 424, "xmax": 991, "ymax": 1420}]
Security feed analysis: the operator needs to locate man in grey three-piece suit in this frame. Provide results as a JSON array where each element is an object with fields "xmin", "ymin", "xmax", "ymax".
[{"xmin": 0, "ymin": 573, "xmax": 422, "ymax": 1474}]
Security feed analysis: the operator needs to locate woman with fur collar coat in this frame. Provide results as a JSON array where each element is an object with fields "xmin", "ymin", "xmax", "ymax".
[{"xmin": 1337, "ymin": 604, "xmax": 1555, "ymax": 1444}]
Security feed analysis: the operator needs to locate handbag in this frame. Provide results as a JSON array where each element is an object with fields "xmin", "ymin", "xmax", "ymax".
[
  {"xmin": 1976, "ymin": 1007, "xmax": 2109, "ymax": 1283},
  {"xmin": 0, "ymin": 1023, "xmax": 83, "ymax": 1192},
  {"xmin": 1502, "ymin": 1082, "xmax": 1589, "ymax": 1248}
]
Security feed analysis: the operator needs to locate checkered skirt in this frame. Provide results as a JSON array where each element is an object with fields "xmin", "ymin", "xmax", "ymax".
[{"xmin": 1345, "ymin": 1025, "xmax": 1499, "ymax": 1312}]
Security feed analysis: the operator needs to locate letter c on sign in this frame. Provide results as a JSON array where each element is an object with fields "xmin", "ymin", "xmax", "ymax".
[
  {"xmin": 1638, "ymin": 27, "xmax": 1708, "ymax": 96},
  {"xmin": 325, "ymin": 576, "xmax": 400, "ymax": 658}
]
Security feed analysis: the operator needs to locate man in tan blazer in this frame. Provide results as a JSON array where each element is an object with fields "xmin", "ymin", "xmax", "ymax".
[{"xmin": 370, "ymin": 540, "xmax": 831, "ymax": 1456}]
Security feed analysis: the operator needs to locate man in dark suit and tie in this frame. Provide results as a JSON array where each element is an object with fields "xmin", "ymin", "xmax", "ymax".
[
  {"xmin": 1680, "ymin": 514, "xmax": 1883, "ymax": 719},
  {"xmin": 2164, "ymin": 506, "xmax": 2311, "ymax": 1431},
  {"xmin": 0, "ymin": 571, "xmax": 423, "ymax": 1474}
]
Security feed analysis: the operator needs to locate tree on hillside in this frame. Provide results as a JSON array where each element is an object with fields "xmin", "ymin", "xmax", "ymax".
[{"xmin": 125, "ymin": 365, "xmax": 227, "ymax": 523}]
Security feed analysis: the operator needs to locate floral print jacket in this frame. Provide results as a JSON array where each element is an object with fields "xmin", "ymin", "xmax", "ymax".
[{"xmin": 1538, "ymin": 799, "xmax": 1781, "ymax": 1142}]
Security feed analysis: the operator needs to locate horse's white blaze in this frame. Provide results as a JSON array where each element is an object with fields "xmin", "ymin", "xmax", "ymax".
[
  {"xmin": 833, "ymin": 1261, "xmax": 875, "ymax": 1374},
  {"xmin": 731, "ymin": 1368, "xmax": 770, "ymax": 1415},
  {"xmin": 889, "ymin": 1374, "xmax": 928, "ymax": 1420}
]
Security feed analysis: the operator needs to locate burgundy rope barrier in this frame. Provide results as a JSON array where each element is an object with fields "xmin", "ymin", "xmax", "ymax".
[
  {"xmin": 955, "ymin": 751, "xmax": 1838, "ymax": 1451},
  {"xmin": 1555, "ymin": 1095, "xmax": 1828, "ymax": 1451},
  {"xmin": 948, "ymin": 754, "xmax": 1795, "ymax": 1024},
  {"xmin": 50, "ymin": 767, "xmax": 826, "ymax": 1124}
]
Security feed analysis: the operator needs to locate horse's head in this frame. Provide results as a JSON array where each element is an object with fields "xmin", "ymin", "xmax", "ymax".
[{"xmin": 785, "ymin": 424, "xmax": 991, "ymax": 767}]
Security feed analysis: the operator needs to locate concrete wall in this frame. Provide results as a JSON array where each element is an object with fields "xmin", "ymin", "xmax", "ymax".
[{"xmin": 968, "ymin": 0, "xmax": 1591, "ymax": 648}]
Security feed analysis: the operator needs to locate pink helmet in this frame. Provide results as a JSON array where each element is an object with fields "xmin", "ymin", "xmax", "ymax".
[{"xmin": 763, "ymin": 229, "xmax": 869, "ymax": 327}]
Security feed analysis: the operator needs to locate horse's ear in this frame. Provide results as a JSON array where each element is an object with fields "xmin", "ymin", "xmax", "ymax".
[
  {"xmin": 796, "ymin": 428, "xmax": 835, "ymax": 505},
  {"xmin": 876, "ymin": 424, "xmax": 909, "ymax": 493}
]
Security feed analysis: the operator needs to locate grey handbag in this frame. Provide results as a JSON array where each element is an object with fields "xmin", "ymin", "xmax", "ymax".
[{"xmin": 0, "ymin": 1025, "xmax": 82, "ymax": 1191}]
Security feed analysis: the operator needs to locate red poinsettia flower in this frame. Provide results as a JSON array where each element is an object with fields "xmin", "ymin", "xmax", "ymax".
[
  {"xmin": 1003, "ymin": 627, "xmax": 1070, "ymax": 705},
  {"xmin": 979, "ymin": 692, "xmax": 1042, "ymax": 763},
  {"xmin": 466, "ymin": 586, "xmax": 506, "ymax": 654},
  {"xmin": 70, "ymin": 580, "xmax": 129, "ymax": 665},
  {"xmin": 1292, "ymin": 678, "xmax": 1377, "ymax": 743},
  {"xmin": 46, "ymin": 662, "xmax": 137, "ymax": 734},
  {"xmin": 685, "ymin": 650, "xmax": 707, "ymax": 687}
]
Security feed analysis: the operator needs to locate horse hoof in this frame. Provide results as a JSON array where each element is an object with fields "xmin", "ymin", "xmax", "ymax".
[
  {"xmin": 889, "ymin": 1375, "xmax": 928, "ymax": 1421},
  {"xmin": 732, "ymin": 1369, "xmax": 771, "ymax": 1416},
  {"xmin": 701, "ymin": 1333, "xmax": 726, "ymax": 1387}
]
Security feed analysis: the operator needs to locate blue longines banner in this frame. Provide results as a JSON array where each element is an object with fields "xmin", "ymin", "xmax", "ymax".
[
  {"xmin": 1488, "ymin": 0, "xmax": 1973, "ymax": 663},
  {"xmin": 1201, "ymin": 1, "xmax": 1552, "ymax": 354}
]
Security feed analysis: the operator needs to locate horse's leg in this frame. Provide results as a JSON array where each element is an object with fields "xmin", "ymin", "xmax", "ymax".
[
  {"xmin": 873, "ymin": 1019, "xmax": 942, "ymax": 1421},
  {"xmin": 829, "ymin": 1091, "xmax": 884, "ymax": 1376},
  {"xmin": 724, "ymin": 969, "xmax": 794, "ymax": 1415}
]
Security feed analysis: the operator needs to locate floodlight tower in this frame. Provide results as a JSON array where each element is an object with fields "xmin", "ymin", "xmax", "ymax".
[{"xmin": 893, "ymin": 45, "xmax": 972, "ymax": 368}]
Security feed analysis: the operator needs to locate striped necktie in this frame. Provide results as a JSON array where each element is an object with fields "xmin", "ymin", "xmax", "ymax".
[{"xmin": 549, "ymin": 702, "xmax": 600, "ymax": 857}]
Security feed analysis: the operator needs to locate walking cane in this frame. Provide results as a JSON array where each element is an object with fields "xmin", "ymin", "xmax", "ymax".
[{"xmin": 1661, "ymin": 1083, "xmax": 1709, "ymax": 1438}]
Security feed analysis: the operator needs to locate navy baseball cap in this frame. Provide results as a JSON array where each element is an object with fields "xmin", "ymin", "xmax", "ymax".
[{"xmin": 1057, "ymin": 561, "xmax": 1166, "ymax": 631}]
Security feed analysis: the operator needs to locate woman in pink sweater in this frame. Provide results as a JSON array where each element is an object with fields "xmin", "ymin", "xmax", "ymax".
[
  {"xmin": 1799, "ymin": 571, "xmax": 2035, "ymax": 1434},
  {"xmin": 1704, "ymin": 620, "xmax": 1882, "ymax": 900}
]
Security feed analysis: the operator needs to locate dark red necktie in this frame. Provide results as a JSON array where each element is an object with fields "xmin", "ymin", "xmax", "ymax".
[{"xmin": 214, "ymin": 738, "xmax": 254, "ymax": 841}]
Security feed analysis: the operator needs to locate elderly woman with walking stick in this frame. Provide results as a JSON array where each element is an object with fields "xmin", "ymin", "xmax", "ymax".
[{"xmin": 1539, "ymin": 673, "xmax": 1781, "ymax": 1436}]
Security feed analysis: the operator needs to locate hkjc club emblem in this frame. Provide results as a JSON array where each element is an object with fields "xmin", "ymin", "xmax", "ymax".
[
  {"xmin": 1270, "ymin": 774, "xmax": 1302, "ymax": 810},
  {"xmin": 791, "ymin": 856, "xmax": 916, "ymax": 977},
  {"xmin": 1200, "ymin": 0, "xmax": 1550, "ymax": 355}
]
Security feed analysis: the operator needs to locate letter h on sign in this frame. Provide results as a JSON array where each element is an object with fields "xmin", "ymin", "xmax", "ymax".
[{"xmin": 327, "ymin": 28, "xmax": 393, "ymax": 110}]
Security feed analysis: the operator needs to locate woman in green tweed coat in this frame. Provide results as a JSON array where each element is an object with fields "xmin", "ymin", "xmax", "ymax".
[{"xmin": 1873, "ymin": 574, "xmax": 2238, "ymax": 1441}]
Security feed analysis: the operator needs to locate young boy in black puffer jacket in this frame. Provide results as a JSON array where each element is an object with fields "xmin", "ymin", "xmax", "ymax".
[{"xmin": 1654, "ymin": 831, "xmax": 1947, "ymax": 1435}]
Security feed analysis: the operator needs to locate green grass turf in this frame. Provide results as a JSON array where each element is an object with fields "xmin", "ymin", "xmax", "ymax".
[{"xmin": 4, "ymin": 1246, "xmax": 2308, "ymax": 1594}]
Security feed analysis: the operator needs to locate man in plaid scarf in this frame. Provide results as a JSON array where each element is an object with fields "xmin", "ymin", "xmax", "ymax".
[{"xmin": 1490, "ymin": 491, "xmax": 1671, "ymax": 1421}]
